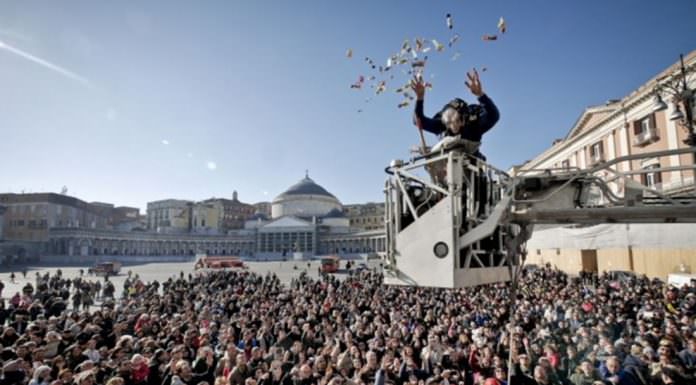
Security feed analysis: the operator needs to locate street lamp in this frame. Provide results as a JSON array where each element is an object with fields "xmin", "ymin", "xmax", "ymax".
[
  {"xmin": 651, "ymin": 94, "xmax": 667, "ymax": 112},
  {"xmin": 651, "ymin": 54, "xmax": 695, "ymax": 146},
  {"xmin": 669, "ymin": 104, "xmax": 684, "ymax": 121}
]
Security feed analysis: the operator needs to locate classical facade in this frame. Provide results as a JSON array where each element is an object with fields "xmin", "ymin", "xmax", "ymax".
[
  {"xmin": 519, "ymin": 50, "xmax": 695, "ymax": 194},
  {"xmin": 44, "ymin": 175, "xmax": 386, "ymax": 259},
  {"xmin": 48, "ymin": 228, "xmax": 255, "ymax": 258},
  {"xmin": 243, "ymin": 174, "xmax": 361, "ymax": 258},
  {"xmin": 519, "ymin": 51, "xmax": 696, "ymax": 280}
]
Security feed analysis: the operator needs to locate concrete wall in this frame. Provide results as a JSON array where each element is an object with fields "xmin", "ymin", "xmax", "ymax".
[
  {"xmin": 526, "ymin": 248, "xmax": 584, "ymax": 275},
  {"xmin": 597, "ymin": 248, "xmax": 632, "ymax": 272},
  {"xmin": 525, "ymin": 246, "xmax": 696, "ymax": 280},
  {"xmin": 632, "ymin": 248, "xmax": 696, "ymax": 279}
]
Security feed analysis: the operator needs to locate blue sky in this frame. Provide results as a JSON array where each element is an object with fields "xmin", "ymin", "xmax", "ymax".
[{"xmin": 1, "ymin": 1, "xmax": 695, "ymax": 211}]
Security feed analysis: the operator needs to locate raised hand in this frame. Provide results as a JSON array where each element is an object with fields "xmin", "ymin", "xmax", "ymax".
[
  {"xmin": 465, "ymin": 69, "xmax": 483, "ymax": 97},
  {"xmin": 410, "ymin": 76, "xmax": 426, "ymax": 100}
]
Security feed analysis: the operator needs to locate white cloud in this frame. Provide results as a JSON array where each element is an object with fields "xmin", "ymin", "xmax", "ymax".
[
  {"xmin": 161, "ymin": 139, "xmax": 169, "ymax": 145},
  {"xmin": 207, "ymin": 161, "xmax": 217, "ymax": 170}
]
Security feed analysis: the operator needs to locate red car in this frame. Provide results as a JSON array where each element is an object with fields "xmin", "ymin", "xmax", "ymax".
[{"xmin": 195, "ymin": 256, "xmax": 245, "ymax": 269}]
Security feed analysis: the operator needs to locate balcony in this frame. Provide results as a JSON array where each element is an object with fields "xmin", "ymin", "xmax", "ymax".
[{"xmin": 633, "ymin": 127, "xmax": 660, "ymax": 147}]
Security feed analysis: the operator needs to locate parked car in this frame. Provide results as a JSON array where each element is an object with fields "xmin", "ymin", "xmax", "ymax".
[
  {"xmin": 355, "ymin": 263, "xmax": 369, "ymax": 272},
  {"xmin": 320, "ymin": 256, "xmax": 340, "ymax": 273},
  {"xmin": 90, "ymin": 261, "xmax": 122, "ymax": 276}
]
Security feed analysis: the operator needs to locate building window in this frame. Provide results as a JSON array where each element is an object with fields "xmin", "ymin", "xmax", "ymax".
[
  {"xmin": 590, "ymin": 142, "xmax": 604, "ymax": 163},
  {"xmin": 642, "ymin": 164, "xmax": 662, "ymax": 188},
  {"xmin": 633, "ymin": 114, "xmax": 658, "ymax": 146},
  {"xmin": 561, "ymin": 160, "xmax": 570, "ymax": 170},
  {"xmin": 634, "ymin": 114, "xmax": 655, "ymax": 136}
]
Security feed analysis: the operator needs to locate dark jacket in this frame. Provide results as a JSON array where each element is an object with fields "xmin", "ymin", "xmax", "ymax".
[
  {"xmin": 414, "ymin": 94, "xmax": 499, "ymax": 145},
  {"xmin": 146, "ymin": 363, "xmax": 162, "ymax": 385},
  {"xmin": 620, "ymin": 355, "xmax": 649, "ymax": 385}
]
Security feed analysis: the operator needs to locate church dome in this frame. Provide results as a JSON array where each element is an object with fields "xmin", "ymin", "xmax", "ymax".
[
  {"xmin": 271, "ymin": 173, "xmax": 341, "ymax": 219},
  {"xmin": 277, "ymin": 176, "xmax": 337, "ymax": 199}
]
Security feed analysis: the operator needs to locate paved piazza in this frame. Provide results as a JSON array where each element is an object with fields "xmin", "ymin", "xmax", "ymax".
[{"xmin": 0, "ymin": 260, "xmax": 382, "ymax": 301}]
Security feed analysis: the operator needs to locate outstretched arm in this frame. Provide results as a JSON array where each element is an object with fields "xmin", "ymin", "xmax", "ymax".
[
  {"xmin": 411, "ymin": 77, "xmax": 445, "ymax": 135},
  {"xmin": 476, "ymin": 94, "xmax": 499, "ymax": 133},
  {"xmin": 466, "ymin": 69, "xmax": 499, "ymax": 133}
]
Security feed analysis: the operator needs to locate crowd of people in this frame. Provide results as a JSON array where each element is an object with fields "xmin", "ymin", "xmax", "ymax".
[{"xmin": 0, "ymin": 263, "xmax": 693, "ymax": 385}]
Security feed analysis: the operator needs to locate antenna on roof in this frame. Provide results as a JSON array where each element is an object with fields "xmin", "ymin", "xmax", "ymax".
[
  {"xmin": 61, "ymin": 186, "xmax": 68, "ymax": 195},
  {"xmin": 305, "ymin": 169, "xmax": 309, "ymax": 178}
]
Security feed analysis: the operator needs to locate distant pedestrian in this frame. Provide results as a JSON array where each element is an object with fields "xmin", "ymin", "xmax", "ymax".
[{"xmin": 72, "ymin": 290, "xmax": 81, "ymax": 310}]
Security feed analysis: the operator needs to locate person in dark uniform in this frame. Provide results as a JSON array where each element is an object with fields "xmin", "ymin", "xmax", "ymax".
[
  {"xmin": 411, "ymin": 69, "xmax": 499, "ymax": 160},
  {"xmin": 411, "ymin": 69, "xmax": 501, "ymax": 225}
]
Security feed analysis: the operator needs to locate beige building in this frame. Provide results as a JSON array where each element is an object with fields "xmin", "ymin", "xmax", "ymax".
[
  {"xmin": 521, "ymin": 51, "xmax": 695, "ymax": 194},
  {"xmin": 192, "ymin": 200, "xmax": 221, "ymax": 234},
  {"xmin": 343, "ymin": 202, "xmax": 385, "ymax": 231},
  {"xmin": 0, "ymin": 193, "xmax": 111, "ymax": 242},
  {"xmin": 146, "ymin": 199, "xmax": 192, "ymax": 234},
  {"xmin": 218, "ymin": 192, "xmax": 255, "ymax": 231},
  {"xmin": 192, "ymin": 192, "xmax": 255, "ymax": 235},
  {"xmin": 519, "ymin": 51, "xmax": 696, "ymax": 280}
]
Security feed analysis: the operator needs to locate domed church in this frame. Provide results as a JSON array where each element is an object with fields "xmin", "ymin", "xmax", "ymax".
[
  {"xmin": 244, "ymin": 172, "xmax": 358, "ymax": 258},
  {"xmin": 271, "ymin": 172, "xmax": 342, "ymax": 219}
]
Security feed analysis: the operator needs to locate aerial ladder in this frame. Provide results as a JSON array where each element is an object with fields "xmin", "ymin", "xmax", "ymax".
[{"xmin": 383, "ymin": 138, "xmax": 696, "ymax": 288}]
